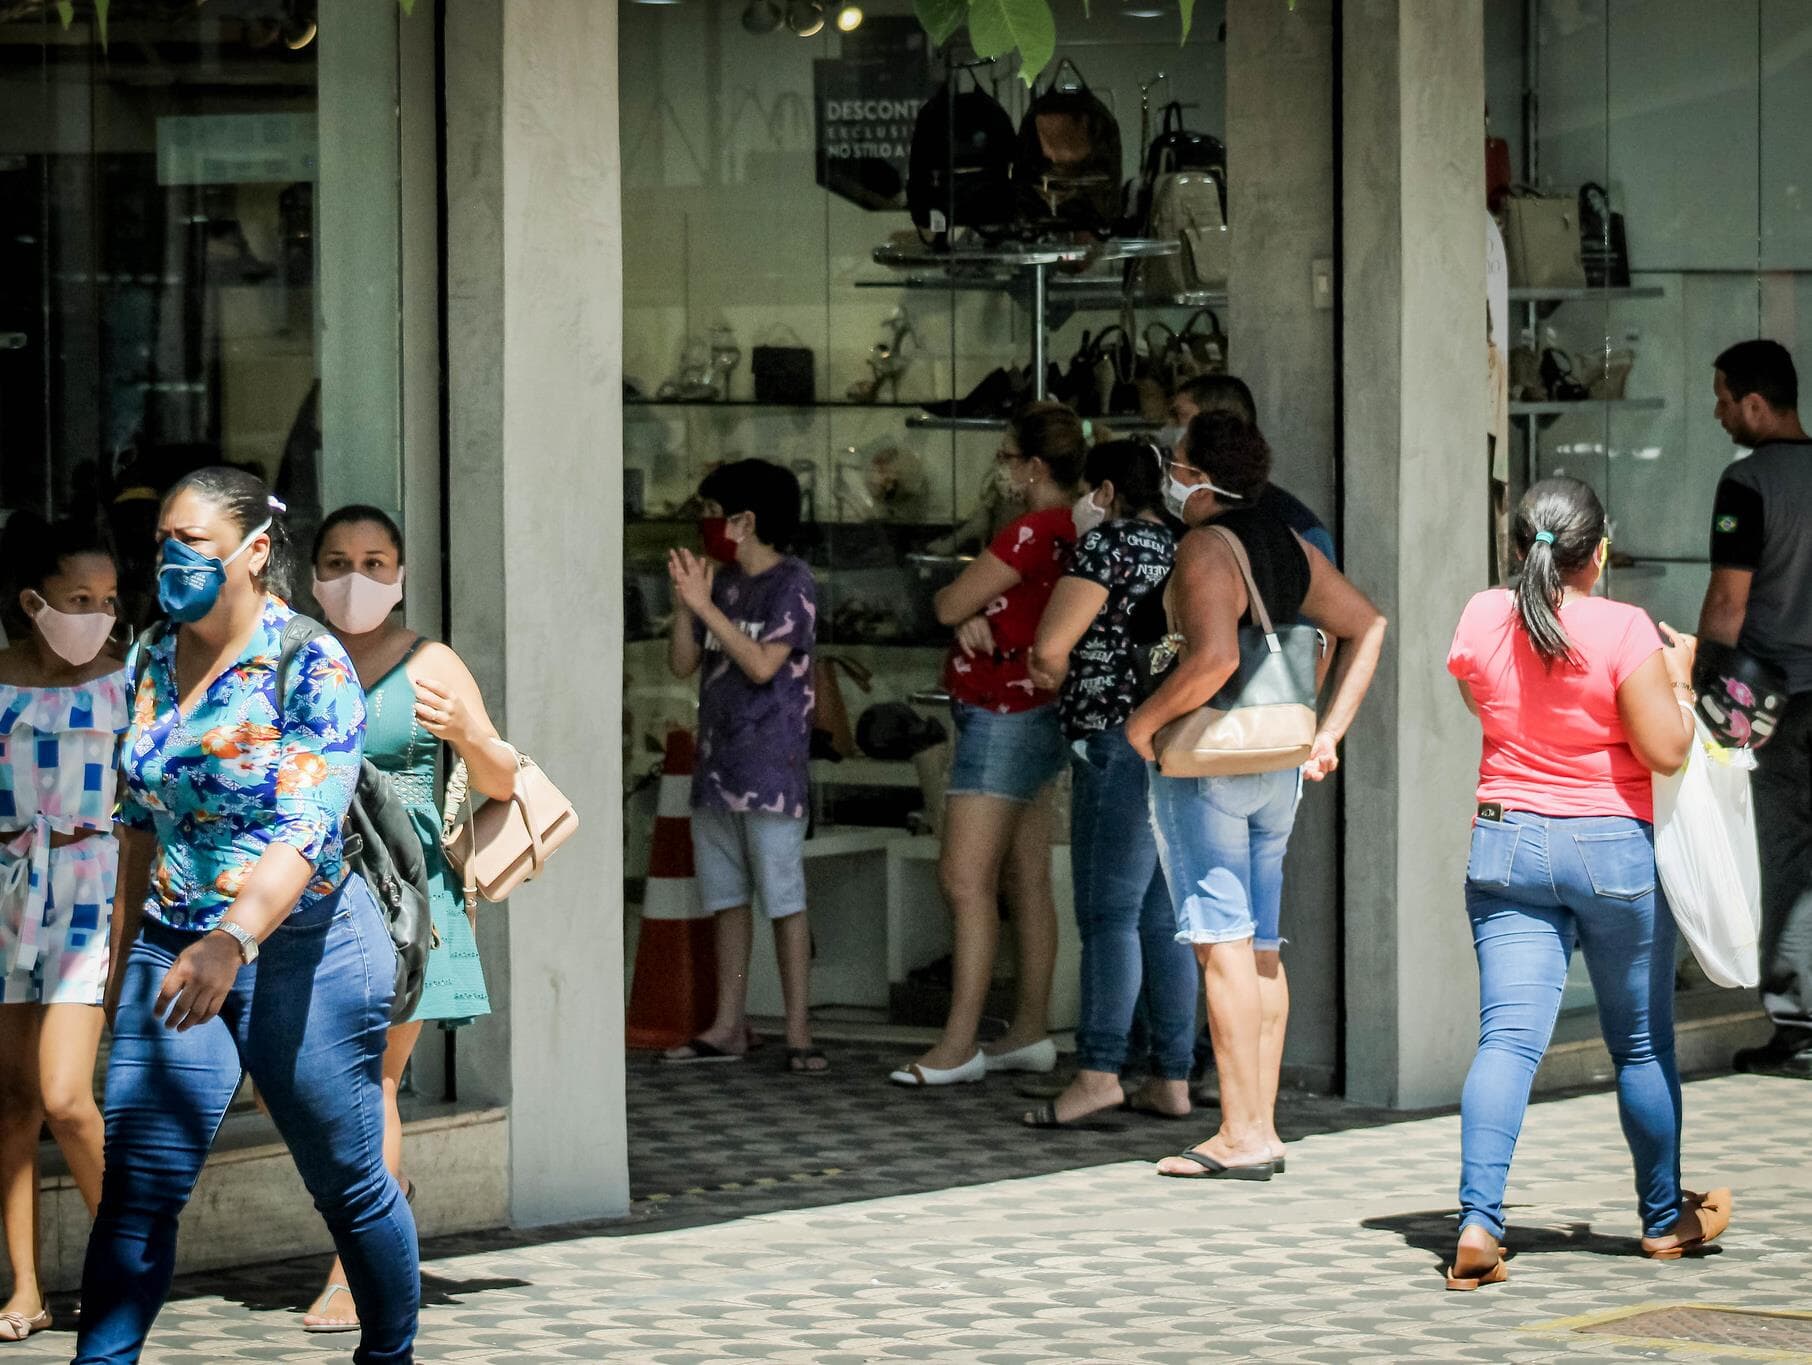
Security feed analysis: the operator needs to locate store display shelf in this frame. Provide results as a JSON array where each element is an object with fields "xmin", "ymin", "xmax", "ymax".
[
  {"xmin": 1507, "ymin": 285, "xmax": 1665, "ymax": 302},
  {"xmin": 873, "ymin": 237, "xmax": 1179, "ymax": 271},
  {"xmin": 1510, "ymin": 397, "xmax": 1665, "ymax": 415},
  {"xmin": 627, "ymin": 399, "xmax": 919, "ymax": 412},
  {"xmin": 853, "ymin": 274, "xmax": 1227, "ymax": 312},
  {"xmin": 906, "ymin": 412, "xmax": 1010, "ymax": 431}
]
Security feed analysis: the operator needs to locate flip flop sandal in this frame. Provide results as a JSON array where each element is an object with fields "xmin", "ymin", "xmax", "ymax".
[
  {"xmin": 785, "ymin": 1047, "xmax": 829, "ymax": 1074},
  {"xmin": 1159, "ymin": 1150, "xmax": 1274, "ymax": 1181},
  {"xmin": 1444, "ymin": 1252, "xmax": 1508, "ymax": 1291},
  {"xmin": 659, "ymin": 1039, "xmax": 743, "ymax": 1065},
  {"xmin": 302, "ymin": 1284, "xmax": 359, "ymax": 1334},
  {"xmin": 0, "ymin": 1310, "xmax": 49, "ymax": 1342},
  {"xmin": 1020, "ymin": 1100, "xmax": 1121, "ymax": 1130}
]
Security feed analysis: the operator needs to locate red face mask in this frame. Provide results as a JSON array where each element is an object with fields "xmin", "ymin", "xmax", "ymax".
[{"xmin": 698, "ymin": 516, "xmax": 741, "ymax": 565}]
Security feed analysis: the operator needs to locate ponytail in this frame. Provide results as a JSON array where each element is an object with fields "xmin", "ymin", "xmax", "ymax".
[{"xmin": 1511, "ymin": 477, "xmax": 1607, "ymax": 667}]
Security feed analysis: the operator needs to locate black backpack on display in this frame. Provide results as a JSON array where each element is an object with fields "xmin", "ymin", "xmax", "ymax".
[
  {"xmin": 130, "ymin": 616, "xmax": 436, "ymax": 1022},
  {"xmin": 907, "ymin": 74, "xmax": 1018, "ymax": 243},
  {"xmin": 1014, "ymin": 58, "xmax": 1123, "ymax": 237}
]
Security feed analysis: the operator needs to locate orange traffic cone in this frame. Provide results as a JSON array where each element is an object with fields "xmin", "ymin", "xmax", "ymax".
[{"xmin": 626, "ymin": 729, "xmax": 718, "ymax": 1050}]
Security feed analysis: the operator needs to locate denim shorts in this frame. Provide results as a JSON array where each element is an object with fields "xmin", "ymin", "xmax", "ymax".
[
  {"xmin": 946, "ymin": 702, "xmax": 1066, "ymax": 804},
  {"xmin": 691, "ymin": 808, "xmax": 808, "ymax": 919},
  {"xmin": 1147, "ymin": 767, "xmax": 1302, "ymax": 950}
]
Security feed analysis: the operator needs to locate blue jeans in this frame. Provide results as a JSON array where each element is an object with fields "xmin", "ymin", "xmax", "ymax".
[
  {"xmin": 75, "ymin": 876, "xmax": 419, "ymax": 1364},
  {"xmin": 1459, "ymin": 811, "xmax": 1683, "ymax": 1241},
  {"xmin": 946, "ymin": 702, "xmax": 1066, "ymax": 803},
  {"xmin": 1148, "ymin": 768, "xmax": 1300, "ymax": 948},
  {"xmin": 1070, "ymin": 729, "xmax": 1197, "ymax": 1079}
]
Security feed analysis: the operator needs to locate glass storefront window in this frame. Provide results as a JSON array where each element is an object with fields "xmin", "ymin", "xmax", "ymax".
[
  {"xmin": 1488, "ymin": 0, "xmax": 1812, "ymax": 1010},
  {"xmin": 0, "ymin": 0, "xmax": 407, "ymax": 627}
]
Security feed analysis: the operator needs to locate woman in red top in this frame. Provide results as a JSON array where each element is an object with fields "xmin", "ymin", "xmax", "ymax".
[
  {"xmin": 1443, "ymin": 477, "xmax": 1730, "ymax": 1290},
  {"xmin": 890, "ymin": 404, "xmax": 1086, "ymax": 1087}
]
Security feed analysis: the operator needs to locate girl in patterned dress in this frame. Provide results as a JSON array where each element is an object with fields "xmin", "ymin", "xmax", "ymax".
[
  {"xmin": 300, "ymin": 505, "xmax": 515, "ymax": 1334},
  {"xmin": 0, "ymin": 515, "xmax": 127, "ymax": 1344}
]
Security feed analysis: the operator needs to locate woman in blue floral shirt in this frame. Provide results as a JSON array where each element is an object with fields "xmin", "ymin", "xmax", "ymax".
[{"xmin": 74, "ymin": 468, "xmax": 417, "ymax": 1365}]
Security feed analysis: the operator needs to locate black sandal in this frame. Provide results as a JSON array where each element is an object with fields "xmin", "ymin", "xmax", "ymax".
[
  {"xmin": 1022, "ymin": 1100, "xmax": 1121, "ymax": 1130},
  {"xmin": 659, "ymin": 1038, "xmax": 743, "ymax": 1065},
  {"xmin": 1159, "ymin": 1150, "xmax": 1275, "ymax": 1181},
  {"xmin": 785, "ymin": 1047, "xmax": 829, "ymax": 1074}
]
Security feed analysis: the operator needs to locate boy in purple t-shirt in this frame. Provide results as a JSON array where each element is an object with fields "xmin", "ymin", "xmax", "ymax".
[{"xmin": 661, "ymin": 459, "xmax": 824, "ymax": 1073}]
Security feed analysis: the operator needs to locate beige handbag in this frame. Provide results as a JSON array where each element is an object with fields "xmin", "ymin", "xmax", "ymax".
[
  {"xmin": 1501, "ymin": 188, "xmax": 1587, "ymax": 289},
  {"xmin": 1149, "ymin": 527, "xmax": 1324, "ymax": 778},
  {"xmin": 440, "ymin": 746, "xmax": 579, "ymax": 912}
]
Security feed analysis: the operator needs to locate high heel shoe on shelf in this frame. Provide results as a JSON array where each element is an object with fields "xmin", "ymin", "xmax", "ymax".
[{"xmin": 889, "ymin": 1051, "xmax": 986, "ymax": 1087}]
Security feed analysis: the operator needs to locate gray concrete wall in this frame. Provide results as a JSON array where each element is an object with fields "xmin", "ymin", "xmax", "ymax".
[
  {"xmin": 1341, "ymin": 0, "xmax": 1489, "ymax": 1108},
  {"xmin": 444, "ymin": 0, "xmax": 629, "ymax": 1223},
  {"xmin": 1225, "ymin": 0, "xmax": 1340, "ymax": 1089}
]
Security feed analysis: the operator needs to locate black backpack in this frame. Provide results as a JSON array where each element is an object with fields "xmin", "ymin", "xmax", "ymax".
[
  {"xmin": 131, "ymin": 616, "xmax": 435, "ymax": 1022},
  {"xmin": 1014, "ymin": 59, "xmax": 1122, "ymax": 237},
  {"xmin": 907, "ymin": 74, "xmax": 1018, "ymax": 242}
]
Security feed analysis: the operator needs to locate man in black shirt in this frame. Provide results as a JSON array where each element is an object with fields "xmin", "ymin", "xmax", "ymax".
[{"xmin": 1699, "ymin": 339, "xmax": 1812, "ymax": 1076}]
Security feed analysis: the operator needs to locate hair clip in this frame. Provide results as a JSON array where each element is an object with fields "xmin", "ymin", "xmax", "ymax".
[
  {"xmin": 267, "ymin": 495, "xmax": 288, "ymax": 514},
  {"xmin": 1080, "ymin": 419, "xmax": 1094, "ymax": 442},
  {"xmin": 1533, "ymin": 530, "xmax": 1555, "ymax": 545}
]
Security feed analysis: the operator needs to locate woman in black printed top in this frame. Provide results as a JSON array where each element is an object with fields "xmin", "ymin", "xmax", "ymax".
[{"xmin": 1027, "ymin": 439, "xmax": 1199, "ymax": 1127}]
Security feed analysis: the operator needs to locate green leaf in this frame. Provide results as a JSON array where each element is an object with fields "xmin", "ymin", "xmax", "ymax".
[
  {"xmin": 1177, "ymin": 0, "xmax": 1193, "ymax": 43},
  {"xmin": 913, "ymin": 0, "xmax": 964, "ymax": 48},
  {"xmin": 968, "ymin": 0, "xmax": 1054, "ymax": 84},
  {"xmin": 94, "ymin": 0, "xmax": 108, "ymax": 49},
  {"xmin": 55, "ymin": 0, "xmax": 73, "ymax": 28}
]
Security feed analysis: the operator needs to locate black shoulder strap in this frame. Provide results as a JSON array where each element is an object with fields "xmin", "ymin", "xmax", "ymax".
[{"xmin": 275, "ymin": 614, "xmax": 330, "ymax": 713}]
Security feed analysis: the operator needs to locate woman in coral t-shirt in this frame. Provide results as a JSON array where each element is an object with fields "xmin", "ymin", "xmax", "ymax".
[
  {"xmin": 1442, "ymin": 477, "xmax": 1729, "ymax": 1291},
  {"xmin": 889, "ymin": 403, "xmax": 1086, "ymax": 1088}
]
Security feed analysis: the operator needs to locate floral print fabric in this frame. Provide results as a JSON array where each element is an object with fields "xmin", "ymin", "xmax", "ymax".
[
  {"xmin": 121, "ymin": 598, "xmax": 365, "ymax": 932},
  {"xmin": 1058, "ymin": 517, "xmax": 1177, "ymax": 739}
]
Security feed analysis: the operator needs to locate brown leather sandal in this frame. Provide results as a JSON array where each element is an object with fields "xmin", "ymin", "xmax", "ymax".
[
  {"xmin": 1641, "ymin": 1187, "xmax": 1732, "ymax": 1260},
  {"xmin": 1444, "ymin": 1238, "xmax": 1508, "ymax": 1291}
]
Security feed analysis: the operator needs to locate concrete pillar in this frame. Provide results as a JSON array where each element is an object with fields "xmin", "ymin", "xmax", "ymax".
[
  {"xmin": 444, "ymin": 0, "xmax": 628, "ymax": 1224},
  {"xmin": 1340, "ymin": 0, "xmax": 1488, "ymax": 1107},
  {"xmin": 1225, "ymin": 0, "xmax": 1340, "ymax": 1090},
  {"xmin": 316, "ymin": 0, "xmax": 403, "ymax": 511}
]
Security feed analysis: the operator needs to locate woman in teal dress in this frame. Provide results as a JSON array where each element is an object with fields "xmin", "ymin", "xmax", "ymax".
[{"xmin": 300, "ymin": 505, "xmax": 518, "ymax": 1333}]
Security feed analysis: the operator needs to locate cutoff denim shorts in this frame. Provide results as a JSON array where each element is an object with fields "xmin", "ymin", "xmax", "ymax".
[
  {"xmin": 1148, "ymin": 767, "xmax": 1302, "ymax": 950},
  {"xmin": 946, "ymin": 702, "xmax": 1066, "ymax": 804}
]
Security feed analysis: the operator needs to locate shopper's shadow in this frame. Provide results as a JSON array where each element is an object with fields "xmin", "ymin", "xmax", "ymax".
[
  {"xmin": 1362, "ymin": 1207, "xmax": 1686, "ymax": 1272},
  {"xmin": 193, "ymin": 1261, "xmax": 531, "ymax": 1315}
]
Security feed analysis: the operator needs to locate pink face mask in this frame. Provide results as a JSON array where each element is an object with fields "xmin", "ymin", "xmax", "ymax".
[
  {"xmin": 26, "ymin": 593, "xmax": 115, "ymax": 666},
  {"xmin": 313, "ymin": 569, "xmax": 405, "ymax": 636}
]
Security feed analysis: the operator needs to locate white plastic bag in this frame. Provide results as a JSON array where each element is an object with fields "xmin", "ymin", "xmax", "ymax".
[{"xmin": 1652, "ymin": 713, "xmax": 1762, "ymax": 988}]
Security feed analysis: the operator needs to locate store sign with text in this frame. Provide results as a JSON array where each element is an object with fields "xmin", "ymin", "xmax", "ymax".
[{"xmin": 813, "ymin": 20, "xmax": 933, "ymax": 211}]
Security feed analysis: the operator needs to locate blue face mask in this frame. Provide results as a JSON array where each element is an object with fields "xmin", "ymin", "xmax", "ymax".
[{"xmin": 156, "ymin": 519, "xmax": 270, "ymax": 623}]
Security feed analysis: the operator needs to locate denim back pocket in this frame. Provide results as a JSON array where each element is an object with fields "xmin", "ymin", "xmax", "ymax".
[
  {"xmin": 1466, "ymin": 818, "xmax": 1522, "ymax": 890},
  {"xmin": 1573, "ymin": 828, "xmax": 1656, "ymax": 902}
]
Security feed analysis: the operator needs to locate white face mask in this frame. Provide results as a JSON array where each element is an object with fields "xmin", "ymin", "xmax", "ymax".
[
  {"xmin": 25, "ymin": 592, "xmax": 115, "ymax": 666},
  {"xmin": 1071, "ymin": 490, "xmax": 1108, "ymax": 538},
  {"xmin": 1162, "ymin": 463, "xmax": 1245, "ymax": 523},
  {"xmin": 313, "ymin": 568, "xmax": 405, "ymax": 636}
]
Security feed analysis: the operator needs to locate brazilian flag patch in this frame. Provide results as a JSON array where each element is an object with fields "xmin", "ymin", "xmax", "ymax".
[{"xmin": 1717, "ymin": 515, "xmax": 1739, "ymax": 533}]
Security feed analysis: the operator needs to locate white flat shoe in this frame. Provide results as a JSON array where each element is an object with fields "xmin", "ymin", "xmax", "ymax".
[
  {"xmin": 889, "ymin": 1051, "xmax": 986, "ymax": 1087},
  {"xmin": 984, "ymin": 1038, "xmax": 1057, "ymax": 1074}
]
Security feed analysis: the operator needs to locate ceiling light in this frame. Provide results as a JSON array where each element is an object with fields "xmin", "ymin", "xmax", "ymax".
[
  {"xmin": 742, "ymin": 0, "xmax": 781, "ymax": 31},
  {"xmin": 787, "ymin": 0, "xmax": 825, "ymax": 36},
  {"xmin": 282, "ymin": 18, "xmax": 317, "ymax": 48},
  {"xmin": 835, "ymin": 4, "xmax": 863, "ymax": 30}
]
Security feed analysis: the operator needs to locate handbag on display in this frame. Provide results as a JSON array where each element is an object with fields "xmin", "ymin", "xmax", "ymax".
[
  {"xmin": 440, "ymin": 746, "xmax": 580, "ymax": 913},
  {"xmin": 810, "ymin": 655, "xmax": 873, "ymax": 760},
  {"xmin": 1539, "ymin": 347, "xmax": 1588, "ymax": 401},
  {"xmin": 906, "ymin": 72, "xmax": 1018, "ymax": 242},
  {"xmin": 1173, "ymin": 308, "xmax": 1228, "ymax": 378},
  {"xmin": 1577, "ymin": 182, "xmax": 1632, "ymax": 288},
  {"xmin": 1501, "ymin": 187, "xmax": 1587, "ymax": 289},
  {"xmin": 752, "ymin": 328, "xmax": 815, "ymax": 405},
  {"xmin": 1142, "ymin": 526, "xmax": 1324, "ymax": 778},
  {"xmin": 1014, "ymin": 58, "xmax": 1122, "ymax": 236},
  {"xmin": 1578, "ymin": 346, "xmax": 1634, "ymax": 400},
  {"xmin": 1508, "ymin": 343, "xmax": 1544, "ymax": 400}
]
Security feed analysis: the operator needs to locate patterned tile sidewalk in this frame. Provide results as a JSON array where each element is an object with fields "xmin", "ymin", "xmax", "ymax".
[{"xmin": 13, "ymin": 1060, "xmax": 1809, "ymax": 1363}]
